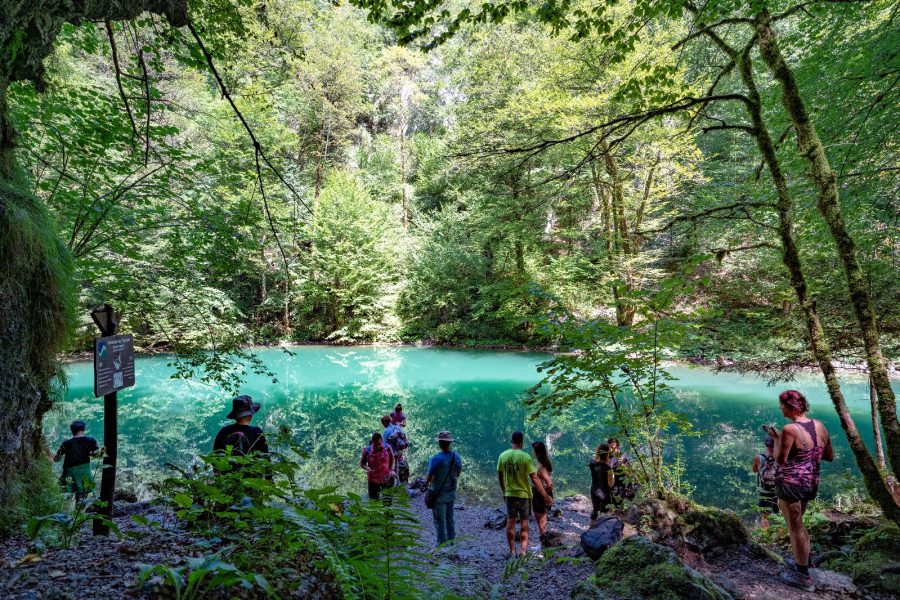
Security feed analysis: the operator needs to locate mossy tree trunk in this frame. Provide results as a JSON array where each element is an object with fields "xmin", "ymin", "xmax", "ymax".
[
  {"xmin": 0, "ymin": 0, "xmax": 188, "ymax": 513},
  {"xmin": 730, "ymin": 42, "xmax": 900, "ymax": 525},
  {"xmin": 600, "ymin": 141, "xmax": 635, "ymax": 326},
  {"xmin": 755, "ymin": 10, "xmax": 900, "ymax": 480}
]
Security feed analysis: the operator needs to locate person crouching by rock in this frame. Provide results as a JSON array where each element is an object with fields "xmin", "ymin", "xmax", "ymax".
[
  {"xmin": 53, "ymin": 420, "xmax": 103, "ymax": 504},
  {"xmin": 765, "ymin": 389, "xmax": 833, "ymax": 592},
  {"xmin": 752, "ymin": 435, "xmax": 778, "ymax": 529},
  {"xmin": 426, "ymin": 431, "xmax": 462, "ymax": 546},
  {"xmin": 498, "ymin": 431, "xmax": 552, "ymax": 558},
  {"xmin": 588, "ymin": 443, "xmax": 615, "ymax": 528},
  {"xmin": 213, "ymin": 395, "xmax": 269, "ymax": 457},
  {"xmin": 361, "ymin": 432, "xmax": 395, "ymax": 500}
]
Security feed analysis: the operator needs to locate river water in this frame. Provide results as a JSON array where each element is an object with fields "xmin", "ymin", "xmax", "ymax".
[{"xmin": 47, "ymin": 346, "xmax": 890, "ymax": 512}]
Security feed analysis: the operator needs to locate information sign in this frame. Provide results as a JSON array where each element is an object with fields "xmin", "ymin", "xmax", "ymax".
[{"xmin": 93, "ymin": 334, "xmax": 135, "ymax": 398}]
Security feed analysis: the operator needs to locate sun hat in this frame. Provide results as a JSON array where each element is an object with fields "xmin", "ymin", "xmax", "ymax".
[
  {"xmin": 436, "ymin": 431, "xmax": 455, "ymax": 443},
  {"xmin": 226, "ymin": 395, "xmax": 261, "ymax": 420}
]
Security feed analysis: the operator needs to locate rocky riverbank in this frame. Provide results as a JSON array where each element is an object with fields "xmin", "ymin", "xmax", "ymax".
[{"xmin": 1, "ymin": 492, "xmax": 895, "ymax": 599}]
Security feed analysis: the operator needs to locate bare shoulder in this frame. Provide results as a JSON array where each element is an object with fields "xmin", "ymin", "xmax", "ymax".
[{"xmin": 814, "ymin": 419, "xmax": 830, "ymax": 438}]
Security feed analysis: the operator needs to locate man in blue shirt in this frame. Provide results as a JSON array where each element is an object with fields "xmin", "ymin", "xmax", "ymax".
[{"xmin": 426, "ymin": 431, "xmax": 462, "ymax": 546}]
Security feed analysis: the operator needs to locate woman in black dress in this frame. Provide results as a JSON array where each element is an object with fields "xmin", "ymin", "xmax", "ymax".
[{"xmin": 588, "ymin": 443, "xmax": 615, "ymax": 527}]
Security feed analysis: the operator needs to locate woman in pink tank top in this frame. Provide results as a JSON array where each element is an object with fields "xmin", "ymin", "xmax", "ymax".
[{"xmin": 765, "ymin": 390, "xmax": 833, "ymax": 592}]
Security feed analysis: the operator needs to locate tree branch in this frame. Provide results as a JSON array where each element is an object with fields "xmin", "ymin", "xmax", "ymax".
[
  {"xmin": 105, "ymin": 20, "xmax": 140, "ymax": 144},
  {"xmin": 185, "ymin": 17, "xmax": 312, "ymax": 224}
]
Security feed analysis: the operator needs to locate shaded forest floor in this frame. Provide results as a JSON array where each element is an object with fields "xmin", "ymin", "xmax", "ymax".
[{"xmin": 0, "ymin": 493, "xmax": 889, "ymax": 599}]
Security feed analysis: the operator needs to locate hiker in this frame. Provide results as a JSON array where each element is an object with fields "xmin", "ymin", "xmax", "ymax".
[
  {"xmin": 588, "ymin": 443, "xmax": 615, "ymax": 527},
  {"xmin": 425, "ymin": 431, "xmax": 462, "ymax": 546},
  {"xmin": 752, "ymin": 435, "xmax": 778, "ymax": 529},
  {"xmin": 382, "ymin": 414, "xmax": 409, "ymax": 481},
  {"xmin": 390, "ymin": 403, "xmax": 407, "ymax": 426},
  {"xmin": 530, "ymin": 441, "xmax": 554, "ymax": 539},
  {"xmin": 213, "ymin": 395, "xmax": 269, "ymax": 456},
  {"xmin": 53, "ymin": 420, "xmax": 103, "ymax": 504},
  {"xmin": 765, "ymin": 390, "xmax": 833, "ymax": 592},
  {"xmin": 607, "ymin": 438, "xmax": 629, "ymax": 468},
  {"xmin": 497, "ymin": 431, "xmax": 553, "ymax": 557},
  {"xmin": 607, "ymin": 437, "xmax": 633, "ymax": 503},
  {"xmin": 360, "ymin": 432, "xmax": 396, "ymax": 500}
]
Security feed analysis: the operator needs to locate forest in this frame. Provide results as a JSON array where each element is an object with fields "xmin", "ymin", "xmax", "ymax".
[{"xmin": 0, "ymin": 0, "xmax": 898, "ymax": 598}]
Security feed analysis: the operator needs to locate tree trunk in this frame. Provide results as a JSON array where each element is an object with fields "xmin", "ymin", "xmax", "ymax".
[
  {"xmin": 737, "ymin": 52, "xmax": 900, "ymax": 524},
  {"xmin": 599, "ymin": 144, "xmax": 635, "ymax": 326},
  {"xmin": 632, "ymin": 159, "xmax": 658, "ymax": 251},
  {"xmin": 515, "ymin": 240, "xmax": 526, "ymax": 277},
  {"xmin": 756, "ymin": 11, "xmax": 900, "ymax": 479},
  {"xmin": 872, "ymin": 376, "xmax": 887, "ymax": 471},
  {"xmin": 283, "ymin": 277, "xmax": 291, "ymax": 333},
  {"xmin": 398, "ymin": 117, "xmax": 409, "ymax": 230}
]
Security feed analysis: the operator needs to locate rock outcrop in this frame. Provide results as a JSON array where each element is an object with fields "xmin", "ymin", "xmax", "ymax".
[{"xmin": 593, "ymin": 536, "xmax": 733, "ymax": 600}]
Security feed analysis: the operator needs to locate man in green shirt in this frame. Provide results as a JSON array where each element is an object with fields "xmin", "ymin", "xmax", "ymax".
[{"xmin": 497, "ymin": 431, "xmax": 553, "ymax": 556}]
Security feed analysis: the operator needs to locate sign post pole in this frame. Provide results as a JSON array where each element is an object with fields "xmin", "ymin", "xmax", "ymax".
[{"xmin": 91, "ymin": 304, "xmax": 119, "ymax": 536}]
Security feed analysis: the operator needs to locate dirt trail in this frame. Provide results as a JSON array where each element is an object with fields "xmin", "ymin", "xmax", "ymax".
[{"xmin": 0, "ymin": 495, "xmax": 882, "ymax": 599}]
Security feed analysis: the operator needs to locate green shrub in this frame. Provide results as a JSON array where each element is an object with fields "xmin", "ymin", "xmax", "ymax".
[{"xmin": 0, "ymin": 457, "xmax": 65, "ymax": 537}]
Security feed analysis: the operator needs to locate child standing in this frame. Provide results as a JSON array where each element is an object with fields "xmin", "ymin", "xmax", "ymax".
[{"xmin": 53, "ymin": 420, "xmax": 102, "ymax": 504}]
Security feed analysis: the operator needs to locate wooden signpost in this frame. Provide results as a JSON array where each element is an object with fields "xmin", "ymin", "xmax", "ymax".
[{"xmin": 90, "ymin": 304, "xmax": 135, "ymax": 536}]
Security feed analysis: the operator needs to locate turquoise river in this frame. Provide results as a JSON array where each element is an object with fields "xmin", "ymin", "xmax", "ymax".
[{"xmin": 48, "ymin": 347, "xmax": 894, "ymax": 512}]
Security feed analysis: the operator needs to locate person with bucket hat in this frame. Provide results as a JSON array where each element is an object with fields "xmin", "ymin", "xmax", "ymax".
[
  {"xmin": 213, "ymin": 395, "xmax": 269, "ymax": 456},
  {"xmin": 425, "ymin": 431, "xmax": 462, "ymax": 545}
]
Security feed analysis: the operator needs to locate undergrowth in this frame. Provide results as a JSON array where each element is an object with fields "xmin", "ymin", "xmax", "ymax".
[
  {"xmin": 0, "ymin": 457, "xmax": 65, "ymax": 538},
  {"xmin": 143, "ymin": 437, "xmax": 474, "ymax": 599}
]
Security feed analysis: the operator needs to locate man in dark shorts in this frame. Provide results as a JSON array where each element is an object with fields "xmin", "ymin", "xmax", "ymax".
[
  {"xmin": 213, "ymin": 395, "xmax": 269, "ymax": 456},
  {"xmin": 53, "ymin": 420, "xmax": 103, "ymax": 504},
  {"xmin": 766, "ymin": 390, "xmax": 833, "ymax": 592},
  {"xmin": 497, "ymin": 431, "xmax": 552, "ymax": 557}
]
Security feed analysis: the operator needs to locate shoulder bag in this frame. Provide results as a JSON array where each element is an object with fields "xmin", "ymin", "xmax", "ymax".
[{"xmin": 425, "ymin": 453, "xmax": 456, "ymax": 509}]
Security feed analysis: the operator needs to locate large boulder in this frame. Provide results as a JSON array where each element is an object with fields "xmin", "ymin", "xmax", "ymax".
[
  {"xmin": 625, "ymin": 499, "xmax": 678, "ymax": 542},
  {"xmin": 676, "ymin": 507, "xmax": 748, "ymax": 555},
  {"xmin": 594, "ymin": 536, "xmax": 733, "ymax": 600},
  {"xmin": 580, "ymin": 515, "xmax": 624, "ymax": 561}
]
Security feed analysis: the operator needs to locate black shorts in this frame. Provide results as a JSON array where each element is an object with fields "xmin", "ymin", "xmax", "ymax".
[
  {"xmin": 368, "ymin": 482, "xmax": 387, "ymax": 499},
  {"xmin": 506, "ymin": 496, "xmax": 532, "ymax": 520},
  {"xmin": 759, "ymin": 493, "xmax": 778, "ymax": 515},
  {"xmin": 776, "ymin": 481, "xmax": 818, "ymax": 504},
  {"xmin": 532, "ymin": 489, "xmax": 554, "ymax": 515},
  {"xmin": 590, "ymin": 489, "xmax": 611, "ymax": 520}
]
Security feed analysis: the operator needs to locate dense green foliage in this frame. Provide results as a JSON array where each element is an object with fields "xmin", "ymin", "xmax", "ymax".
[{"xmin": 6, "ymin": 0, "xmax": 894, "ymax": 377}]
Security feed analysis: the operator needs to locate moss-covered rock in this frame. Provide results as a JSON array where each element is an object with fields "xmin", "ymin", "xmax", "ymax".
[
  {"xmin": 594, "ymin": 536, "xmax": 732, "ymax": 600},
  {"xmin": 625, "ymin": 499, "xmax": 678, "ymax": 542},
  {"xmin": 0, "ymin": 182, "xmax": 73, "ymax": 527},
  {"xmin": 823, "ymin": 522, "xmax": 900, "ymax": 596},
  {"xmin": 677, "ymin": 507, "xmax": 748, "ymax": 554},
  {"xmin": 570, "ymin": 580, "xmax": 613, "ymax": 600}
]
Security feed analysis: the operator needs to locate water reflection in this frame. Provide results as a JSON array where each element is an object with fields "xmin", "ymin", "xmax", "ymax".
[{"xmin": 47, "ymin": 348, "xmax": 888, "ymax": 511}]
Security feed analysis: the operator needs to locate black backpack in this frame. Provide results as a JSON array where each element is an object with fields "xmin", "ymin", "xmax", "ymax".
[{"xmin": 224, "ymin": 430, "xmax": 253, "ymax": 456}]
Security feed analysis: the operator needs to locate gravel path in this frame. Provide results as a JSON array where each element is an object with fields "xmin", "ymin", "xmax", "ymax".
[
  {"xmin": 407, "ymin": 493, "xmax": 597, "ymax": 598},
  {"xmin": 1, "ymin": 493, "xmax": 885, "ymax": 599}
]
